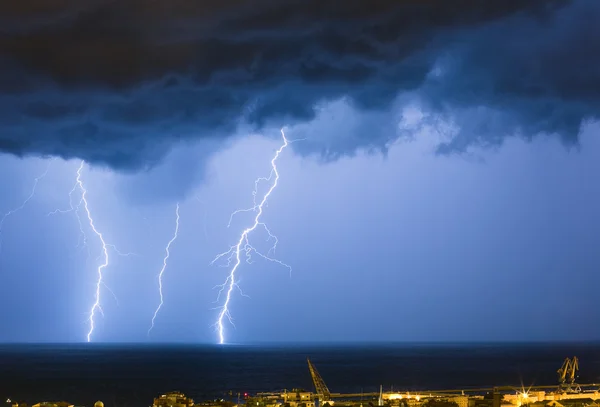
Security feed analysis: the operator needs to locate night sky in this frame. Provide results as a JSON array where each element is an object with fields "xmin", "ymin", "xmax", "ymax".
[{"xmin": 0, "ymin": 0, "xmax": 599, "ymax": 344}]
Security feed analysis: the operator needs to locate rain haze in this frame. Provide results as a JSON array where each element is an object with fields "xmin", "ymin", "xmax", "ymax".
[{"xmin": 1, "ymin": 0, "xmax": 599, "ymax": 344}]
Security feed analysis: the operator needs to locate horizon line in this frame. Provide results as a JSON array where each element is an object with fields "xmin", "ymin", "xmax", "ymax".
[{"xmin": 1, "ymin": 339, "xmax": 599, "ymax": 346}]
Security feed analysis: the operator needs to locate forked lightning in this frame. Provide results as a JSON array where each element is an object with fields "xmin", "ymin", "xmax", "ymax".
[
  {"xmin": 211, "ymin": 129, "xmax": 292, "ymax": 344},
  {"xmin": 53, "ymin": 161, "xmax": 127, "ymax": 342},
  {"xmin": 0, "ymin": 159, "xmax": 54, "ymax": 253}
]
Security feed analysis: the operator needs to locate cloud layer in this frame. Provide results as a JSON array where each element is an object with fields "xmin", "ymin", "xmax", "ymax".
[{"xmin": 0, "ymin": 0, "xmax": 598, "ymax": 169}]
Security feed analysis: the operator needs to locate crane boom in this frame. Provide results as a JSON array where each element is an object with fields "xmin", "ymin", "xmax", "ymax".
[
  {"xmin": 570, "ymin": 357, "xmax": 579, "ymax": 384},
  {"xmin": 557, "ymin": 356, "xmax": 581, "ymax": 393},
  {"xmin": 558, "ymin": 358, "xmax": 571, "ymax": 385},
  {"xmin": 307, "ymin": 358, "xmax": 331, "ymax": 401}
]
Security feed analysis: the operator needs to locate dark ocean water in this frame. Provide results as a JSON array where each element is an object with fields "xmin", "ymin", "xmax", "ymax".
[{"xmin": 1, "ymin": 343, "xmax": 599, "ymax": 407}]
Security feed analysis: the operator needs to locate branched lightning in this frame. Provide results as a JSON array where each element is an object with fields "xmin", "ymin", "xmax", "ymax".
[
  {"xmin": 49, "ymin": 160, "xmax": 128, "ymax": 342},
  {"xmin": 67, "ymin": 162, "xmax": 110, "ymax": 343},
  {"xmin": 0, "ymin": 159, "xmax": 54, "ymax": 252},
  {"xmin": 148, "ymin": 202, "xmax": 181, "ymax": 336},
  {"xmin": 47, "ymin": 165, "xmax": 88, "ymax": 251},
  {"xmin": 211, "ymin": 129, "xmax": 292, "ymax": 345}
]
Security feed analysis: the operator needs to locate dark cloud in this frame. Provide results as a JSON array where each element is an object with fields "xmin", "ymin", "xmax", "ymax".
[
  {"xmin": 421, "ymin": 0, "xmax": 600, "ymax": 153},
  {"xmin": 0, "ymin": 0, "xmax": 597, "ymax": 169},
  {"xmin": 114, "ymin": 138, "xmax": 221, "ymax": 205}
]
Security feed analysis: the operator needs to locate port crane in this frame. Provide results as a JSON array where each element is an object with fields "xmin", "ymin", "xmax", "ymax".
[
  {"xmin": 557, "ymin": 357, "xmax": 581, "ymax": 393},
  {"xmin": 308, "ymin": 358, "xmax": 332, "ymax": 401}
]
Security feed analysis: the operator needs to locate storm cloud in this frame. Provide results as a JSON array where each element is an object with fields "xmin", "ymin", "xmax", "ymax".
[{"xmin": 0, "ymin": 0, "xmax": 598, "ymax": 169}]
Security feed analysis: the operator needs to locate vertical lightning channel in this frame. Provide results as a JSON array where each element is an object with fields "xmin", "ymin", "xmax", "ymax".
[
  {"xmin": 148, "ymin": 202, "xmax": 181, "ymax": 336},
  {"xmin": 211, "ymin": 129, "xmax": 292, "ymax": 344},
  {"xmin": 50, "ymin": 160, "xmax": 132, "ymax": 341},
  {"xmin": 71, "ymin": 161, "xmax": 110, "ymax": 343},
  {"xmin": 0, "ymin": 159, "xmax": 54, "ymax": 252}
]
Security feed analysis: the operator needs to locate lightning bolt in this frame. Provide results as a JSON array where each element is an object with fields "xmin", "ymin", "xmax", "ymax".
[
  {"xmin": 211, "ymin": 129, "xmax": 292, "ymax": 345},
  {"xmin": 148, "ymin": 202, "xmax": 181, "ymax": 336},
  {"xmin": 47, "ymin": 164, "xmax": 88, "ymax": 252},
  {"xmin": 50, "ymin": 160, "xmax": 129, "ymax": 342},
  {"xmin": 0, "ymin": 159, "xmax": 54, "ymax": 252},
  {"xmin": 64, "ymin": 161, "xmax": 111, "ymax": 342}
]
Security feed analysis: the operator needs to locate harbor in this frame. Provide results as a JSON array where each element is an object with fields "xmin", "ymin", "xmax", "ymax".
[{"xmin": 9, "ymin": 357, "xmax": 600, "ymax": 407}]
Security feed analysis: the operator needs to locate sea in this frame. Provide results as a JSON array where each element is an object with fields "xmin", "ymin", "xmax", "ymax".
[{"xmin": 1, "ymin": 343, "xmax": 599, "ymax": 407}]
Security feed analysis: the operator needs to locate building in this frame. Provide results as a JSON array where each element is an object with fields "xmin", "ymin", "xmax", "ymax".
[
  {"xmin": 282, "ymin": 390, "xmax": 317, "ymax": 407},
  {"xmin": 503, "ymin": 391, "xmax": 600, "ymax": 407},
  {"xmin": 31, "ymin": 402, "xmax": 74, "ymax": 407},
  {"xmin": 153, "ymin": 392, "xmax": 195, "ymax": 407}
]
